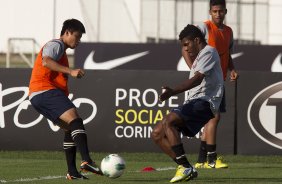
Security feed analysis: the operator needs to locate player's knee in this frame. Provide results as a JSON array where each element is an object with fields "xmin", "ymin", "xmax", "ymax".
[
  {"xmin": 211, "ymin": 118, "xmax": 220, "ymax": 127},
  {"xmin": 152, "ymin": 123, "xmax": 164, "ymax": 142},
  {"xmin": 152, "ymin": 128, "xmax": 160, "ymax": 142},
  {"xmin": 60, "ymin": 108, "xmax": 80, "ymax": 124},
  {"xmin": 214, "ymin": 113, "xmax": 220, "ymax": 122},
  {"xmin": 152, "ymin": 116, "xmax": 172, "ymax": 141},
  {"xmin": 164, "ymin": 114, "xmax": 177, "ymax": 128},
  {"xmin": 208, "ymin": 116, "xmax": 220, "ymax": 127}
]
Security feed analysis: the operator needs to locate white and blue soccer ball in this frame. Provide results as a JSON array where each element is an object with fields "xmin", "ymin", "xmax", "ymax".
[{"xmin": 101, "ymin": 154, "xmax": 126, "ymax": 178}]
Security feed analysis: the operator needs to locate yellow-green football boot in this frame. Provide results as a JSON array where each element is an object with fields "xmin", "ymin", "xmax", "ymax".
[
  {"xmin": 170, "ymin": 165, "xmax": 198, "ymax": 183},
  {"xmin": 205, "ymin": 157, "xmax": 228, "ymax": 169}
]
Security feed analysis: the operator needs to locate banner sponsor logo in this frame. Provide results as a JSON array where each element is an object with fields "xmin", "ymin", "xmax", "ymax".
[
  {"xmin": 112, "ymin": 88, "xmax": 203, "ymax": 139},
  {"xmin": 271, "ymin": 53, "xmax": 282, "ymax": 72},
  {"xmin": 231, "ymin": 52, "xmax": 244, "ymax": 59},
  {"xmin": 0, "ymin": 83, "xmax": 97, "ymax": 132},
  {"xmin": 114, "ymin": 88, "xmax": 175, "ymax": 138},
  {"xmin": 247, "ymin": 81, "xmax": 282, "ymax": 149},
  {"xmin": 0, "ymin": 70, "xmax": 234, "ymax": 152},
  {"xmin": 84, "ymin": 50, "xmax": 149, "ymax": 69}
]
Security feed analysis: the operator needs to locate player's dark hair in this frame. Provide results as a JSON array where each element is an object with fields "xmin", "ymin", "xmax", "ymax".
[
  {"xmin": 178, "ymin": 24, "xmax": 206, "ymax": 43},
  {"xmin": 60, "ymin": 19, "xmax": 86, "ymax": 36},
  {"xmin": 210, "ymin": 0, "xmax": 226, "ymax": 9}
]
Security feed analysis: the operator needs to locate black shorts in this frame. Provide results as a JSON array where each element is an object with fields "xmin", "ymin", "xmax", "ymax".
[
  {"xmin": 171, "ymin": 99, "xmax": 214, "ymax": 137},
  {"xmin": 30, "ymin": 89, "xmax": 75, "ymax": 125}
]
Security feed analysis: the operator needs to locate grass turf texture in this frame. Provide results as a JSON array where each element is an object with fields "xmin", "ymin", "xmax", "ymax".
[{"xmin": 0, "ymin": 151, "xmax": 282, "ymax": 184}]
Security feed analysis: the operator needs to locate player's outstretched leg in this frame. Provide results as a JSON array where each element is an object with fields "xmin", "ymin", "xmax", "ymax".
[
  {"xmin": 69, "ymin": 118, "xmax": 103, "ymax": 175},
  {"xmin": 64, "ymin": 131, "xmax": 89, "ymax": 179}
]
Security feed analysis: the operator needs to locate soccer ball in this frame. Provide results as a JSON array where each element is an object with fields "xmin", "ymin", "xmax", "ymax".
[{"xmin": 100, "ymin": 154, "xmax": 126, "ymax": 178}]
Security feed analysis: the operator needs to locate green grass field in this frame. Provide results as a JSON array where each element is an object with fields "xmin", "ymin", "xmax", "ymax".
[{"xmin": 0, "ymin": 151, "xmax": 282, "ymax": 184}]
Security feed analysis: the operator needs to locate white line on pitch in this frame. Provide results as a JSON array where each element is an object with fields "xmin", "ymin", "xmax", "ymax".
[
  {"xmin": 0, "ymin": 175, "xmax": 64, "ymax": 183},
  {"xmin": 0, "ymin": 167, "xmax": 175, "ymax": 183},
  {"xmin": 0, "ymin": 173, "xmax": 92, "ymax": 183}
]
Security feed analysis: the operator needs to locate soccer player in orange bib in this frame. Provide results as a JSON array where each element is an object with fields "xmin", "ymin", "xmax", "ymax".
[
  {"xmin": 194, "ymin": 0, "xmax": 239, "ymax": 169},
  {"xmin": 29, "ymin": 19, "xmax": 103, "ymax": 180}
]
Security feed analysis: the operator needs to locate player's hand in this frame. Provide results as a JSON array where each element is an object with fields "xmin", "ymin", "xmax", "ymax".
[
  {"xmin": 159, "ymin": 86, "xmax": 174, "ymax": 102},
  {"xmin": 70, "ymin": 69, "xmax": 85, "ymax": 79},
  {"xmin": 230, "ymin": 70, "xmax": 238, "ymax": 81}
]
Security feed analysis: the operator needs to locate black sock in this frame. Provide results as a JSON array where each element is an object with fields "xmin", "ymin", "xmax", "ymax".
[
  {"xmin": 171, "ymin": 143, "xmax": 191, "ymax": 168},
  {"xmin": 197, "ymin": 141, "xmax": 207, "ymax": 163},
  {"xmin": 206, "ymin": 144, "xmax": 217, "ymax": 163},
  {"xmin": 69, "ymin": 118, "xmax": 92, "ymax": 163},
  {"xmin": 64, "ymin": 131, "xmax": 78, "ymax": 174}
]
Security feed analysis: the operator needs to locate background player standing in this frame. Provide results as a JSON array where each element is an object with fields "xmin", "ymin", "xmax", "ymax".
[
  {"xmin": 195, "ymin": 0, "xmax": 239, "ymax": 169},
  {"xmin": 29, "ymin": 19, "xmax": 102, "ymax": 180},
  {"xmin": 152, "ymin": 24, "xmax": 223, "ymax": 183}
]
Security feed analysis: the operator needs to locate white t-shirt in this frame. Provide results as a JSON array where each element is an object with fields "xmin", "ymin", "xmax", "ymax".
[{"xmin": 186, "ymin": 45, "xmax": 224, "ymax": 114}]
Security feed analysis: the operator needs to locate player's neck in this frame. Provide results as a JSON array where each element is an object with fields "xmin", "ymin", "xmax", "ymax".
[
  {"xmin": 211, "ymin": 20, "xmax": 224, "ymax": 29},
  {"xmin": 199, "ymin": 42, "xmax": 207, "ymax": 51},
  {"xmin": 59, "ymin": 37, "xmax": 69, "ymax": 51}
]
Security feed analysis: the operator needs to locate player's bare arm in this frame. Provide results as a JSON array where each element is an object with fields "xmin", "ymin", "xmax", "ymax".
[
  {"xmin": 159, "ymin": 72, "xmax": 204, "ymax": 102},
  {"xmin": 228, "ymin": 55, "xmax": 238, "ymax": 81},
  {"xmin": 42, "ymin": 56, "xmax": 85, "ymax": 78}
]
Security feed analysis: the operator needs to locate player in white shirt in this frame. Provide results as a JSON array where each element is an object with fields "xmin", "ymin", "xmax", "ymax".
[{"xmin": 152, "ymin": 24, "xmax": 223, "ymax": 183}]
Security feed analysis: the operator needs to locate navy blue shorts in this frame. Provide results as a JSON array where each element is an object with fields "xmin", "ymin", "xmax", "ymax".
[
  {"xmin": 171, "ymin": 99, "xmax": 214, "ymax": 137},
  {"xmin": 30, "ymin": 89, "xmax": 75, "ymax": 125}
]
